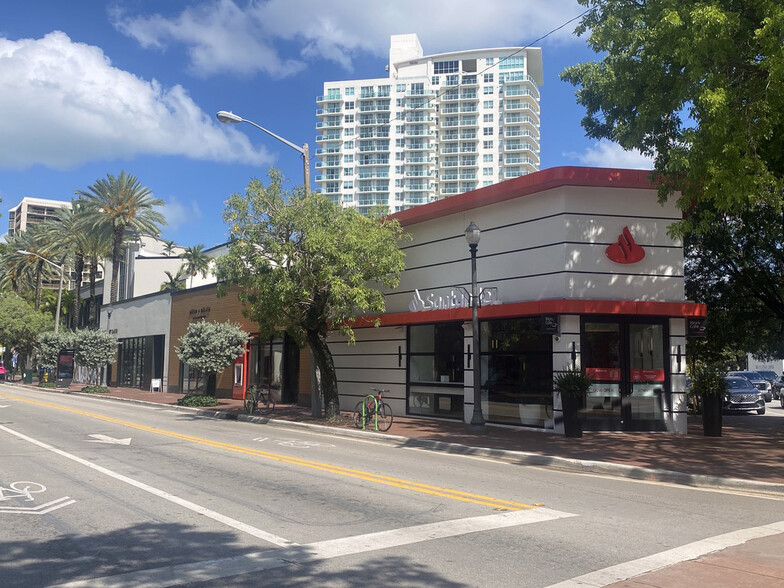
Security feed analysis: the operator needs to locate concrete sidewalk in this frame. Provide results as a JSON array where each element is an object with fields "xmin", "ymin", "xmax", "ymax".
[{"xmin": 4, "ymin": 380, "xmax": 783, "ymax": 587}]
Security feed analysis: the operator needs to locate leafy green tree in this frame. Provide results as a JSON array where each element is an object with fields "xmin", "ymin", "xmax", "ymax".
[
  {"xmin": 36, "ymin": 331, "xmax": 75, "ymax": 370},
  {"xmin": 179, "ymin": 244, "xmax": 211, "ymax": 288},
  {"xmin": 215, "ymin": 170, "xmax": 407, "ymax": 419},
  {"xmin": 0, "ymin": 292, "xmax": 52, "ymax": 371},
  {"xmin": 561, "ymin": 0, "xmax": 784, "ymax": 234},
  {"xmin": 160, "ymin": 269, "xmax": 187, "ymax": 292},
  {"xmin": 175, "ymin": 320, "xmax": 249, "ymax": 396},
  {"xmin": 73, "ymin": 329, "xmax": 116, "ymax": 386},
  {"xmin": 76, "ymin": 171, "xmax": 166, "ymax": 303}
]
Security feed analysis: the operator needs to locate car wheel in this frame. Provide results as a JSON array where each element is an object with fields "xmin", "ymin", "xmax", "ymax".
[{"xmin": 757, "ymin": 406, "xmax": 766, "ymax": 415}]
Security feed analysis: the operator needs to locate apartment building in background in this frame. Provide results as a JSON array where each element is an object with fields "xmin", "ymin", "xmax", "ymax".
[
  {"xmin": 315, "ymin": 33, "xmax": 542, "ymax": 213},
  {"xmin": 6, "ymin": 196, "xmax": 71, "ymax": 236}
]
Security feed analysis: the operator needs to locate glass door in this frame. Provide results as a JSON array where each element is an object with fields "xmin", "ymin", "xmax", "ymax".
[
  {"xmin": 581, "ymin": 318, "xmax": 668, "ymax": 431},
  {"xmin": 583, "ymin": 321, "xmax": 623, "ymax": 430}
]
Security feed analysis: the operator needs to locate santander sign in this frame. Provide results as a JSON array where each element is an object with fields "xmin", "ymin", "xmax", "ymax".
[{"xmin": 605, "ymin": 227, "xmax": 645, "ymax": 264}]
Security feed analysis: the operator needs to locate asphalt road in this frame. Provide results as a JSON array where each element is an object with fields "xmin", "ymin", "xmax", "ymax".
[{"xmin": 1, "ymin": 385, "xmax": 783, "ymax": 587}]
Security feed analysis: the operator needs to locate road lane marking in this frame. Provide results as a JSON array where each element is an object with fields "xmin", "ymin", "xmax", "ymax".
[
  {"xmin": 0, "ymin": 496, "xmax": 76, "ymax": 514},
  {"xmin": 545, "ymin": 519, "xmax": 784, "ymax": 587},
  {"xmin": 87, "ymin": 434, "xmax": 132, "ymax": 445},
  {"xmin": 4, "ymin": 393, "xmax": 535, "ymax": 511},
  {"xmin": 0, "ymin": 424, "xmax": 296, "ymax": 547},
  {"xmin": 52, "ymin": 507, "xmax": 576, "ymax": 587}
]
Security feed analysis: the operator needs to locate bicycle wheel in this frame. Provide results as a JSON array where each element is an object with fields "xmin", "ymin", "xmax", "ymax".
[
  {"xmin": 376, "ymin": 403, "xmax": 393, "ymax": 431},
  {"xmin": 243, "ymin": 391, "xmax": 257, "ymax": 415},
  {"xmin": 353, "ymin": 401, "xmax": 365, "ymax": 429},
  {"xmin": 258, "ymin": 393, "xmax": 275, "ymax": 415}
]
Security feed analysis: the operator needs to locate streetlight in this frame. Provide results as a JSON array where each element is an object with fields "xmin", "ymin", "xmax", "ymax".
[
  {"xmin": 216, "ymin": 109, "xmax": 316, "ymax": 414},
  {"xmin": 465, "ymin": 222, "xmax": 487, "ymax": 434},
  {"xmin": 18, "ymin": 250, "xmax": 65, "ymax": 333},
  {"xmin": 215, "ymin": 110, "xmax": 310, "ymax": 197}
]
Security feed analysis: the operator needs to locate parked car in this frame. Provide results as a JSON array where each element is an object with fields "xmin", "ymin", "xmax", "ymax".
[
  {"xmin": 772, "ymin": 375, "xmax": 784, "ymax": 400},
  {"xmin": 727, "ymin": 370, "xmax": 772, "ymax": 402},
  {"xmin": 755, "ymin": 370, "xmax": 779, "ymax": 395},
  {"xmin": 723, "ymin": 376, "xmax": 766, "ymax": 415},
  {"xmin": 0, "ymin": 365, "xmax": 5, "ymax": 380}
]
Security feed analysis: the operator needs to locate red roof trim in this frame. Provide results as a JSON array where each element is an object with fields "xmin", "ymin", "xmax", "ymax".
[
  {"xmin": 390, "ymin": 166, "xmax": 657, "ymax": 227},
  {"xmin": 351, "ymin": 298, "xmax": 706, "ymax": 328}
]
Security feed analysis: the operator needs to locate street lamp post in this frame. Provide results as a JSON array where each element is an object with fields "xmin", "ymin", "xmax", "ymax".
[
  {"xmin": 216, "ymin": 110, "xmax": 310, "ymax": 197},
  {"xmin": 216, "ymin": 110, "xmax": 317, "ymax": 414},
  {"xmin": 18, "ymin": 250, "xmax": 65, "ymax": 334},
  {"xmin": 465, "ymin": 222, "xmax": 487, "ymax": 434}
]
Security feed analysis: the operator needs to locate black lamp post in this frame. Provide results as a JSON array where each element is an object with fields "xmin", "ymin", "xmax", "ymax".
[{"xmin": 465, "ymin": 221, "xmax": 487, "ymax": 434}]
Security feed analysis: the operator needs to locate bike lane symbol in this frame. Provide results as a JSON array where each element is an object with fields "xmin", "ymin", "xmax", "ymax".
[{"xmin": 0, "ymin": 481, "xmax": 75, "ymax": 514}]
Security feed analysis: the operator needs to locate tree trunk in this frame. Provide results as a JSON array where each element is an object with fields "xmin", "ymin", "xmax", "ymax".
[
  {"xmin": 205, "ymin": 373, "xmax": 217, "ymax": 397},
  {"xmin": 72, "ymin": 254, "xmax": 84, "ymax": 329},
  {"xmin": 89, "ymin": 256, "xmax": 98, "ymax": 329},
  {"xmin": 307, "ymin": 329, "xmax": 339, "ymax": 419},
  {"xmin": 110, "ymin": 225, "xmax": 124, "ymax": 303},
  {"xmin": 34, "ymin": 261, "xmax": 44, "ymax": 310}
]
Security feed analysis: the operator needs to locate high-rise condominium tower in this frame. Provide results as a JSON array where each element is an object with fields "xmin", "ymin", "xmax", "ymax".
[{"xmin": 315, "ymin": 34, "xmax": 542, "ymax": 213}]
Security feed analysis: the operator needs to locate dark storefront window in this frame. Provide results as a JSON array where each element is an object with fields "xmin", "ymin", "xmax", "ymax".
[
  {"xmin": 117, "ymin": 334, "xmax": 164, "ymax": 390},
  {"xmin": 408, "ymin": 323, "xmax": 464, "ymax": 418},
  {"xmin": 481, "ymin": 318, "xmax": 553, "ymax": 427}
]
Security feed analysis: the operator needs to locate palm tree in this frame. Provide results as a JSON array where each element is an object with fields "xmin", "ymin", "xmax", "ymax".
[
  {"xmin": 76, "ymin": 171, "xmax": 166, "ymax": 303},
  {"xmin": 180, "ymin": 244, "xmax": 211, "ymax": 288},
  {"xmin": 7, "ymin": 226, "xmax": 54, "ymax": 310},
  {"xmin": 81, "ymin": 227, "xmax": 112, "ymax": 329},
  {"xmin": 160, "ymin": 269, "xmax": 186, "ymax": 292},
  {"xmin": 38, "ymin": 204, "xmax": 88, "ymax": 329},
  {"xmin": 162, "ymin": 240, "xmax": 177, "ymax": 257}
]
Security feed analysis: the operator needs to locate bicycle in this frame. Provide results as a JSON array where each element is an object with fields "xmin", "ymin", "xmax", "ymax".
[
  {"xmin": 353, "ymin": 388, "xmax": 393, "ymax": 431},
  {"xmin": 243, "ymin": 385, "xmax": 275, "ymax": 415}
]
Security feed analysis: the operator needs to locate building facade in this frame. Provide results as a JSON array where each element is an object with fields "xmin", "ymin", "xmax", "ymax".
[
  {"xmin": 329, "ymin": 166, "xmax": 705, "ymax": 434},
  {"xmin": 6, "ymin": 196, "xmax": 71, "ymax": 236},
  {"xmin": 315, "ymin": 34, "xmax": 542, "ymax": 214}
]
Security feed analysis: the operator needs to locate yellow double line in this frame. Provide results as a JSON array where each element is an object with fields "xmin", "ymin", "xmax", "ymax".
[{"xmin": 3, "ymin": 393, "xmax": 537, "ymax": 511}]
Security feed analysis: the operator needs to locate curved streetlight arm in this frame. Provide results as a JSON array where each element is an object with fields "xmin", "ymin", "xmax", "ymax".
[
  {"xmin": 216, "ymin": 110, "xmax": 310, "ymax": 197},
  {"xmin": 216, "ymin": 110, "xmax": 304, "ymax": 156}
]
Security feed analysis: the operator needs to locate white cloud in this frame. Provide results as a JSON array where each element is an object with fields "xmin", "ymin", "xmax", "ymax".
[
  {"xmin": 0, "ymin": 31, "xmax": 274, "ymax": 170},
  {"xmin": 158, "ymin": 196, "xmax": 203, "ymax": 232},
  {"xmin": 565, "ymin": 140, "xmax": 654, "ymax": 170},
  {"xmin": 111, "ymin": 0, "xmax": 587, "ymax": 76}
]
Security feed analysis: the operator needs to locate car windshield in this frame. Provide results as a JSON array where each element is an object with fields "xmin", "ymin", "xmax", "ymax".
[
  {"xmin": 730, "ymin": 371, "xmax": 763, "ymax": 381},
  {"xmin": 757, "ymin": 370, "xmax": 778, "ymax": 380},
  {"xmin": 725, "ymin": 377, "xmax": 754, "ymax": 390}
]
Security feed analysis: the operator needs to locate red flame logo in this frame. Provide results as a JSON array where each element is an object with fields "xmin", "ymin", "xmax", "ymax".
[{"xmin": 605, "ymin": 227, "xmax": 645, "ymax": 264}]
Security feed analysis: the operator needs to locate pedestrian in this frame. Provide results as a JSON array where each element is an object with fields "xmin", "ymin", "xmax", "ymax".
[{"xmin": 11, "ymin": 348, "xmax": 18, "ymax": 380}]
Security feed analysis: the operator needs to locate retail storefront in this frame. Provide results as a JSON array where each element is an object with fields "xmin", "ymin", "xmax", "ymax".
[
  {"xmin": 328, "ymin": 166, "xmax": 705, "ymax": 434},
  {"xmin": 168, "ymin": 285, "xmax": 310, "ymax": 403}
]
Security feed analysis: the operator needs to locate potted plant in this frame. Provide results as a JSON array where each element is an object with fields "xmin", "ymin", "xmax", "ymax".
[
  {"xmin": 553, "ymin": 367, "xmax": 594, "ymax": 438},
  {"xmin": 689, "ymin": 361, "xmax": 727, "ymax": 437}
]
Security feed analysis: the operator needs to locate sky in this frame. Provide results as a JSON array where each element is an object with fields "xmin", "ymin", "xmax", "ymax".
[{"xmin": 0, "ymin": 0, "xmax": 652, "ymax": 248}]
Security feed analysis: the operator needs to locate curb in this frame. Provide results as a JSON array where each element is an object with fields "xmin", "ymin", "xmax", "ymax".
[{"xmin": 7, "ymin": 384, "xmax": 784, "ymax": 498}]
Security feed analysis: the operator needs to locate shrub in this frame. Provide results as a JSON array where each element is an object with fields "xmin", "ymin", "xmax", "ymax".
[
  {"xmin": 37, "ymin": 381, "xmax": 56, "ymax": 388},
  {"xmin": 177, "ymin": 394, "xmax": 219, "ymax": 407},
  {"xmin": 81, "ymin": 385, "xmax": 111, "ymax": 394}
]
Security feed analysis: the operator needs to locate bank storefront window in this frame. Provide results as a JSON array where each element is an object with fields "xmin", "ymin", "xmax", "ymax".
[
  {"xmin": 481, "ymin": 318, "xmax": 553, "ymax": 427},
  {"xmin": 408, "ymin": 323, "xmax": 464, "ymax": 418}
]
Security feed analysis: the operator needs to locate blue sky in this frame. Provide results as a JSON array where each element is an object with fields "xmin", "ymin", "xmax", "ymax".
[{"xmin": 0, "ymin": 0, "xmax": 651, "ymax": 248}]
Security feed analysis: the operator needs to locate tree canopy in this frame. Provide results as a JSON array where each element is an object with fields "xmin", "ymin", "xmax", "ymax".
[
  {"xmin": 561, "ymin": 0, "xmax": 784, "ymax": 234},
  {"xmin": 175, "ymin": 320, "xmax": 249, "ymax": 395},
  {"xmin": 215, "ymin": 170, "xmax": 407, "ymax": 419},
  {"xmin": 0, "ymin": 292, "xmax": 52, "ymax": 368},
  {"xmin": 76, "ymin": 171, "xmax": 166, "ymax": 303},
  {"xmin": 73, "ymin": 329, "xmax": 117, "ymax": 386}
]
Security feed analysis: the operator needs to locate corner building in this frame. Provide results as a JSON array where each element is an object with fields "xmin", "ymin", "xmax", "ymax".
[
  {"xmin": 316, "ymin": 33, "xmax": 542, "ymax": 213},
  {"xmin": 329, "ymin": 167, "xmax": 706, "ymax": 434}
]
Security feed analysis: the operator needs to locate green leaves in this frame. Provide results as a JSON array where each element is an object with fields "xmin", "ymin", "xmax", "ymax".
[
  {"xmin": 563, "ymin": 0, "xmax": 784, "ymax": 224},
  {"xmin": 175, "ymin": 320, "xmax": 249, "ymax": 375}
]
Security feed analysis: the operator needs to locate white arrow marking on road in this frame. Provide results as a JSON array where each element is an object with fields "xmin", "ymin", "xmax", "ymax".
[
  {"xmin": 0, "ymin": 405, "xmax": 10, "ymax": 408},
  {"xmin": 0, "ymin": 496, "xmax": 76, "ymax": 514},
  {"xmin": 87, "ymin": 434, "xmax": 132, "ymax": 445},
  {"xmin": 253, "ymin": 437, "xmax": 269, "ymax": 442}
]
